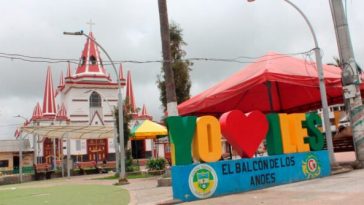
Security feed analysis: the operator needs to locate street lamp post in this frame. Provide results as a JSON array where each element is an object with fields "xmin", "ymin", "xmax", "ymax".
[
  {"xmin": 14, "ymin": 115, "xmax": 27, "ymax": 183},
  {"xmin": 247, "ymin": 0, "xmax": 336, "ymax": 165},
  {"xmin": 64, "ymin": 31, "xmax": 128, "ymax": 184}
]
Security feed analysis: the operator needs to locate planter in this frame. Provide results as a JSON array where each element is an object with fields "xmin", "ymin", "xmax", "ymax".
[
  {"xmin": 148, "ymin": 170, "xmax": 165, "ymax": 176},
  {"xmin": 157, "ymin": 177, "xmax": 171, "ymax": 187}
]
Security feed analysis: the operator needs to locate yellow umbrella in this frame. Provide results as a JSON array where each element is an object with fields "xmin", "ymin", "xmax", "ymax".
[{"xmin": 130, "ymin": 120, "xmax": 168, "ymax": 140}]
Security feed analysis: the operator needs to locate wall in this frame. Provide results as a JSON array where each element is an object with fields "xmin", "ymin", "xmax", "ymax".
[
  {"xmin": 0, "ymin": 174, "xmax": 34, "ymax": 185},
  {"xmin": 22, "ymin": 153, "xmax": 34, "ymax": 166},
  {"xmin": 27, "ymin": 85, "xmax": 120, "ymax": 158},
  {"xmin": 0, "ymin": 153, "xmax": 13, "ymax": 171},
  {"xmin": 63, "ymin": 86, "xmax": 118, "ymax": 155}
]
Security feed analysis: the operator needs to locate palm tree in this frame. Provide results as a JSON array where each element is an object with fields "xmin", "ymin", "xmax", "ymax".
[
  {"xmin": 328, "ymin": 57, "xmax": 343, "ymax": 68},
  {"xmin": 328, "ymin": 56, "xmax": 362, "ymax": 73}
]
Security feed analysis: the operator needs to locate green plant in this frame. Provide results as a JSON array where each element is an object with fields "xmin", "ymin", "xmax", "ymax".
[
  {"xmin": 157, "ymin": 22, "xmax": 192, "ymax": 112},
  {"xmin": 125, "ymin": 149, "xmax": 134, "ymax": 172},
  {"xmin": 146, "ymin": 158, "xmax": 167, "ymax": 171}
]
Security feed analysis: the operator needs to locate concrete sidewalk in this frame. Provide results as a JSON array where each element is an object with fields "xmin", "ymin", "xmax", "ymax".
[
  {"xmin": 185, "ymin": 169, "xmax": 364, "ymax": 205},
  {"xmin": 123, "ymin": 170, "xmax": 364, "ymax": 205},
  {"xmin": 124, "ymin": 177, "xmax": 173, "ymax": 205},
  {"xmin": 125, "ymin": 168, "xmax": 364, "ymax": 205},
  {"xmin": 125, "ymin": 152, "xmax": 362, "ymax": 205}
]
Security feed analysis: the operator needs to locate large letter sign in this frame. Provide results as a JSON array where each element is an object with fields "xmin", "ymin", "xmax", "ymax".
[
  {"xmin": 303, "ymin": 112, "xmax": 325, "ymax": 151},
  {"xmin": 220, "ymin": 110, "xmax": 269, "ymax": 158},
  {"xmin": 166, "ymin": 116, "xmax": 196, "ymax": 165},
  {"xmin": 192, "ymin": 116, "xmax": 222, "ymax": 162},
  {"xmin": 168, "ymin": 111, "xmax": 330, "ymax": 202},
  {"xmin": 266, "ymin": 113, "xmax": 283, "ymax": 155}
]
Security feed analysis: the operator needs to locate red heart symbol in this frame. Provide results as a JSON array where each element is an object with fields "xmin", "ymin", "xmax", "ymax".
[{"xmin": 220, "ymin": 110, "xmax": 269, "ymax": 158}]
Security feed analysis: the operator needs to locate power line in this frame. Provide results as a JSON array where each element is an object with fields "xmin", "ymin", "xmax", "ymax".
[{"xmin": 0, "ymin": 50, "xmax": 314, "ymax": 65}]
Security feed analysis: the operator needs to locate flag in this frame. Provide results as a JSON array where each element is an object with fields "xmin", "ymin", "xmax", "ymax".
[{"xmin": 14, "ymin": 128, "xmax": 22, "ymax": 139}]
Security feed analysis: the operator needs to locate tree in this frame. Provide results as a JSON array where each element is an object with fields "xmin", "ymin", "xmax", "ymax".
[
  {"xmin": 328, "ymin": 56, "xmax": 362, "ymax": 72},
  {"xmin": 157, "ymin": 23, "xmax": 193, "ymax": 111},
  {"xmin": 328, "ymin": 56, "xmax": 343, "ymax": 68},
  {"xmin": 114, "ymin": 99, "xmax": 132, "ymax": 149}
]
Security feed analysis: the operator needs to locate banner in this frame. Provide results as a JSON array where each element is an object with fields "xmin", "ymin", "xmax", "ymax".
[{"xmin": 172, "ymin": 150, "xmax": 330, "ymax": 202}]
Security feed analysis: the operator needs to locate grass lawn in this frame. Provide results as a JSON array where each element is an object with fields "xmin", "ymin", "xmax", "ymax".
[{"xmin": 0, "ymin": 184, "xmax": 129, "ymax": 205}]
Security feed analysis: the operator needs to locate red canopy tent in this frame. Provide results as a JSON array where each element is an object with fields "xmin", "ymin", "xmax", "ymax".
[{"xmin": 178, "ymin": 52, "xmax": 360, "ymax": 116}]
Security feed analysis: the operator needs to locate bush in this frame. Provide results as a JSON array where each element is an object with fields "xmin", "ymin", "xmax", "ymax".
[
  {"xmin": 125, "ymin": 149, "xmax": 134, "ymax": 172},
  {"xmin": 146, "ymin": 158, "xmax": 167, "ymax": 171}
]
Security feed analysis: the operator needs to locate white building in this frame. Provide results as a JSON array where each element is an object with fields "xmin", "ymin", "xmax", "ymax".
[{"xmin": 26, "ymin": 31, "xmax": 152, "ymax": 164}]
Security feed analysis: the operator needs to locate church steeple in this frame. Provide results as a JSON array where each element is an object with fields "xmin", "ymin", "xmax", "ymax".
[
  {"xmin": 58, "ymin": 71, "xmax": 65, "ymax": 88},
  {"xmin": 42, "ymin": 67, "xmax": 56, "ymax": 118},
  {"xmin": 74, "ymin": 32, "xmax": 110, "ymax": 81},
  {"xmin": 139, "ymin": 104, "xmax": 152, "ymax": 120},
  {"xmin": 66, "ymin": 62, "xmax": 72, "ymax": 78},
  {"xmin": 32, "ymin": 102, "xmax": 43, "ymax": 120},
  {"xmin": 141, "ymin": 104, "xmax": 148, "ymax": 116},
  {"xmin": 56, "ymin": 103, "xmax": 69, "ymax": 121},
  {"xmin": 126, "ymin": 70, "xmax": 136, "ymax": 113}
]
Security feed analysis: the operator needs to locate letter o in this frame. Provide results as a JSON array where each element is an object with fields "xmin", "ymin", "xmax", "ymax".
[{"xmin": 192, "ymin": 116, "xmax": 222, "ymax": 162}]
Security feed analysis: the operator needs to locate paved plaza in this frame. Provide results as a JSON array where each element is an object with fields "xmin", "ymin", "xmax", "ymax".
[{"xmin": 0, "ymin": 152, "xmax": 362, "ymax": 205}]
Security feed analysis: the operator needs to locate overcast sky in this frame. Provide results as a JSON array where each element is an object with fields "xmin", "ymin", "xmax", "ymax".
[{"xmin": 0, "ymin": 0, "xmax": 363, "ymax": 139}]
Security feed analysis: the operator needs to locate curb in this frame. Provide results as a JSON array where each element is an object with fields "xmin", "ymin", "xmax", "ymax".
[
  {"xmin": 331, "ymin": 166, "xmax": 353, "ymax": 175},
  {"xmin": 157, "ymin": 199, "xmax": 182, "ymax": 205}
]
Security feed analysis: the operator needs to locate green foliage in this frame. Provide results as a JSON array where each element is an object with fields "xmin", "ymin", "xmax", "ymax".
[
  {"xmin": 328, "ymin": 56, "xmax": 362, "ymax": 72},
  {"xmin": 157, "ymin": 22, "xmax": 193, "ymax": 111},
  {"xmin": 328, "ymin": 56, "xmax": 343, "ymax": 68},
  {"xmin": 146, "ymin": 158, "xmax": 167, "ymax": 171},
  {"xmin": 125, "ymin": 149, "xmax": 134, "ymax": 172}
]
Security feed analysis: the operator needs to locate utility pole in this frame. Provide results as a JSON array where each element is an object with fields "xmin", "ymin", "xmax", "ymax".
[
  {"xmin": 330, "ymin": 0, "xmax": 364, "ymax": 167},
  {"xmin": 158, "ymin": 0, "xmax": 179, "ymax": 116}
]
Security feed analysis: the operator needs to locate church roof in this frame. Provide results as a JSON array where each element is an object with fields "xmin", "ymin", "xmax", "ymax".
[
  {"xmin": 42, "ymin": 67, "xmax": 56, "ymax": 118},
  {"xmin": 126, "ymin": 70, "xmax": 136, "ymax": 113},
  {"xmin": 74, "ymin": 32, "xmax": 111, "ymax": 82}
]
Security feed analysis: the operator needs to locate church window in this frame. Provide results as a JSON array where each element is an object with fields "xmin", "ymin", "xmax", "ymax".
[
  {"xmin": 90, "ymin": 91, "xmax": 102, "ymax": 108},
  {"xmin": 89, "ymin": 55, "xmax": 97, "ymax": 65}
]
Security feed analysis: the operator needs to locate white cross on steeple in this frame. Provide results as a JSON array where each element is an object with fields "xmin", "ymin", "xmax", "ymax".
[{"xmin": 86, "ymin": 19, "xmax": 95, "ymax": 32}]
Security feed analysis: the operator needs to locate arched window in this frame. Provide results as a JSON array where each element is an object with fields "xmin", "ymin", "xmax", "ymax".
[
  {"xmin": 89, "ymin": 56, "xmax": 97, "ymax": 65},
  {"xmin": 90, "ymin": 91, "xmax": 101, "ymax": 107}
]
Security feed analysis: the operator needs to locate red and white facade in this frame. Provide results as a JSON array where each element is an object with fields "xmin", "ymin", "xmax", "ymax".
[{"xmin": 28, "ymin": 32, "xmax": 153, "ymax": 163}]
